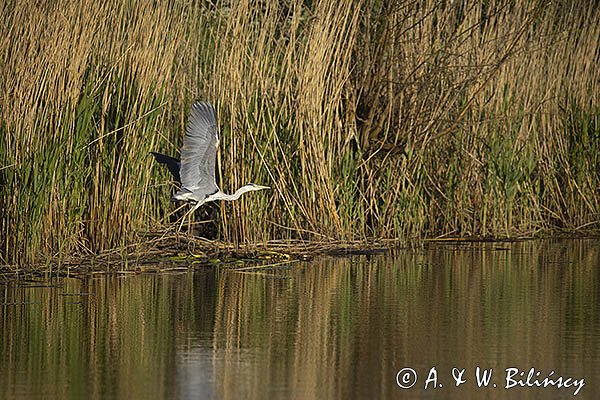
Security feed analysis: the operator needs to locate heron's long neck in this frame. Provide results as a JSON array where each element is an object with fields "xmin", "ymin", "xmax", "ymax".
[{"xmin": 222, "ymin": 185, "xmax": 256, "ymax": 201}]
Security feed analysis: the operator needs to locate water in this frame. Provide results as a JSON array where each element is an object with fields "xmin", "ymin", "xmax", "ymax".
[{"xmin": 1, "ymin": 240, "xmax": 599, "ymax": 399}]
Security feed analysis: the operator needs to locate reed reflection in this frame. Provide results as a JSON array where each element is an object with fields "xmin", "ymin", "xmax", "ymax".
[
  {"xmin": 0, "ymin": 240, "xmax": 598, "ymax": 400},
  {"xmin": 209, "ymin": 240, "xmax": 600, "ymax": 399}
]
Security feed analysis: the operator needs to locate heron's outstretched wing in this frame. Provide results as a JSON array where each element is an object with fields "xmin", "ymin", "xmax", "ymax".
[
  {"xmin": 150, "ymin": 152, "xmax": 181, "ymax": 183},
  {"xmin": 176, "ymin": 101, "xmax": 219, "ymax": 200}
]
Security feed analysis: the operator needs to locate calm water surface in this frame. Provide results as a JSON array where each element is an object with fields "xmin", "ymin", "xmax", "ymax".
[{"xmin": 1, "ymin": 240, "xmax": 599, "ymax": 399}]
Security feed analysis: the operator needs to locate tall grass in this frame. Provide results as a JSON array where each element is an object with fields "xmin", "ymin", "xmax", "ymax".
[{"xmin": 1, "ymin": 0, "xmax": 599, "ymax": 263}]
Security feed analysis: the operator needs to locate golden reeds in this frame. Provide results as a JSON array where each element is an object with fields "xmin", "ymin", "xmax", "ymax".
[{"xmin": 1, "ymin": 0, "xmax": 599, "ymax": 264}]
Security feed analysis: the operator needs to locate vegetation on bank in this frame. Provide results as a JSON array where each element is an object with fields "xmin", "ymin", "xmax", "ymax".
[{"xmin": 1, "ymin": 0, "xmax": 599, "ymax": 264}]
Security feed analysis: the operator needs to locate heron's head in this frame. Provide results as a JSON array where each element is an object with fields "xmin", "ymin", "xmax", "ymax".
[{"xmin": 246, "ymin": 183, "xmax": 270, "ymax": 191}]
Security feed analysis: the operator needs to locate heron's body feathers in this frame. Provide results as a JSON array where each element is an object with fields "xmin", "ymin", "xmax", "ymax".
[{"xmin": 151, "ymin": 101, "xmax": 269, "ymax": 214}]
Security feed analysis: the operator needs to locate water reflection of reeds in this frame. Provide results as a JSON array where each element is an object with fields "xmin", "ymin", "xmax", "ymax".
[
  {"xmin": 0, "ymin": 240, "xmax": 599, "ymax": 399},
  {"xmin": 210, "ymin": 241, "xmax": 600, "ymax": 399}
]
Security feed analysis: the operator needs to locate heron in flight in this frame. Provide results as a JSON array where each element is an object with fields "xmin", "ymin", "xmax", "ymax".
[{"xmin": 151, "ymin": 101, "xmax": 269, "ymax": 228}]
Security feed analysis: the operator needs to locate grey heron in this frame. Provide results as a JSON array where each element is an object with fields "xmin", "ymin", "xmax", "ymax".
[{"xmin": 151, "ymin": 101, "xmax": 269, "ymax": 227}]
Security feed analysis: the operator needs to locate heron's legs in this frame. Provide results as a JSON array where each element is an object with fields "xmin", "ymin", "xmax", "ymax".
[
  {"xmin": 177, "ymin": 207, "xmax": 193, "ymax": 232},
  {"xmin": 166, "ymin": 202, "xmax": 188, "ymax": 221},
  {"xmin": 163, "ymin": 202, "xmax": 188, "ymax": 233},
  {"xmin": 177, "ymin": 201, "xmax": 204, "ymax": 232}
]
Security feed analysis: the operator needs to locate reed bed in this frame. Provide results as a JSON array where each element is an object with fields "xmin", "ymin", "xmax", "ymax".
[{"xmin": 1, "ymin": 0, "xmax": 599, "ymax": 264}]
